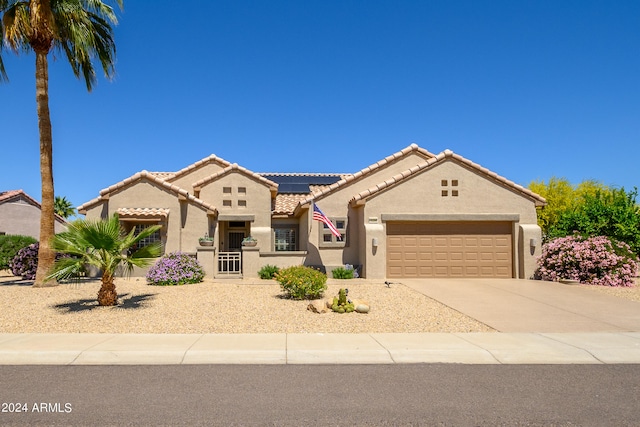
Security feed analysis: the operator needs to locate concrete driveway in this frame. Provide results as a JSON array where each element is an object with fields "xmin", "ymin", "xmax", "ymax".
[{"xmin": 401, "ymin": 278, "xmax": 640, "ymax": 333}]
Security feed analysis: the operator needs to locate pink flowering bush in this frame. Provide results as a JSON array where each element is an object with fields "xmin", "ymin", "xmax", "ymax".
[
  {"xmin": 535, "ymin": 235, "xmax": 639, "ymax": 287},
  {"xmin": 146, "ymin": 252, "xmax": 205, "ymax": 286}
]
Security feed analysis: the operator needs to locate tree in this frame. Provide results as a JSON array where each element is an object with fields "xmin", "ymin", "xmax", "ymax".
[
  {"xmin": 548, "ymin": 187, "xmax": 640, "ymax": 256},
  {"xmin": 46, "ymin": 214, "xmax": 161, "ymax": 306},
  {"xmin": 528, "ymin": 177, "xmax": 610, "ymax": 241},
  {"xmin": 54, "ymin": 196, "xmax": 75, "ymax": 219},
  {"xmin": 0, "ymin": 0, "xmax": 123, "ymax": 287}
]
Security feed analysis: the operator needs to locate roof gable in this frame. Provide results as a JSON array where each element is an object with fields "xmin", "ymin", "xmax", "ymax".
[
  {"xmin": 165, "ymin": 154, "xmax": 232, "ymax": 184},
  {"xmin": 0, "ymin": 189, "xmax": 68, "ymax": 224},
  {"xmin": 77, "ymin": 171, "xmax": 216, "ymax": 214},
  {"xmin": 349, "ymin": 150, "xmax": 547, "ymax": 207},
  {"xmin": 298, "ymin": 143, "xmax": 436, "ymax": 207},
  {"xmin": 192, "ymin": 163, "xmax": 279, "ymax": 193}
]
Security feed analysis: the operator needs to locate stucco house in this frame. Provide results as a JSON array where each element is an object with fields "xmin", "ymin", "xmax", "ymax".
[
  {"xmin": 0, "ymin": 190, "xmax": 67, "ymax": 239},
  {"xmin": 77, "ymin": 144, "xmax": 546, "ymax": 279}
]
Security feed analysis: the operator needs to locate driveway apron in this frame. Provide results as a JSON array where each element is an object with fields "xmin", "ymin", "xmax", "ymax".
[{"xmin": 401, "ymin": 278, "xmax": 640, "ymax": 333}]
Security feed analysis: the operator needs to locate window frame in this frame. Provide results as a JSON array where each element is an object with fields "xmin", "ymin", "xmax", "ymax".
[
  {"xmin": 273, "ymin": 225, "xmax": 298, "ymax": 251},
  {"xmin": 318, "ymin": 216, "xmax": 347, "ymax": 248}
]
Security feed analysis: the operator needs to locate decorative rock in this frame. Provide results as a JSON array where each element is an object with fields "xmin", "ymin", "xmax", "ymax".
[
  {"xmin": 355, "ymin": 304, "xmax": 370, "ymax": 314},
  {"xmin": 307, "ymin": 301, "xmax": 328, "ymax": 314}
]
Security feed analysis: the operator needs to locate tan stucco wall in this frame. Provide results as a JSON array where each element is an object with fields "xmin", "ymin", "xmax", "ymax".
[
  {"xmin": 198, "ymin": 172, "xmax": 273, "ymax": 247},
  {"xmin": 359, "ymin": 160, "xmax": 541, "ymax": 279},
  {"xmin": 305, "ymin": 152, "xmax": 436, "ymax": 272},
  {"xmin": 0, "ymin": 202, "xmax": 66, "ymax": 239}
]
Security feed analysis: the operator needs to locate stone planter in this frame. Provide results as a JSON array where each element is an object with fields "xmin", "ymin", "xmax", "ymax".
[
  {"xmin": 242, "ymin": 241, "xmax": 257, "ymax": 247},
  {"xmin": 199, "ymin": 240, "xmax": 214, "ymax": 247}
]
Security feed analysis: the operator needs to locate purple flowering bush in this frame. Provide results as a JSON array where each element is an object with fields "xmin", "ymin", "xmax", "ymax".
[
  {"xmin": 535, "ymin": 235, "xmax": 639, "ymax": 287},
  {"xmin": 146, "ymin": 252, "xmax": 205, "ymax": 286},
  {"xmin": 10, "ymin": 243, "xmax": 40, "ymax": 280}
]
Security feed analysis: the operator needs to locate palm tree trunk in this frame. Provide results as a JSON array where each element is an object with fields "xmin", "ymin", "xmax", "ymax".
[
  {"xmin": 33, "ymin": 50, "xmax": 56, "ymax": 287},
  {"xmin": 97, "ymin": 273, "xmax": 118, "ymax": 306}
]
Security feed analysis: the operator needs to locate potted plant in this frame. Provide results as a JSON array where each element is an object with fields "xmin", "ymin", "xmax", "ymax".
[
  {"xmin": 242, "ymin": 236, "xmax": 257, "ymax": 247},
  {"xmin": 198, "ymin": 232, "xmax": 214, "ymax": 247}
]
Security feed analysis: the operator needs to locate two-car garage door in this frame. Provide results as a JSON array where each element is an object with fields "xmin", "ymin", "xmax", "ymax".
[{"xmin": 386, "ymin": 222, "xmax": 513, "ymax": 278}]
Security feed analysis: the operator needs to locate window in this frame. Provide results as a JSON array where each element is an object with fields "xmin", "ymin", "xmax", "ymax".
[
  {"xmin": 238, "ymin": 200, "xmax": 247, "ymax": 207},
  {"xmin": 129, "ymin": 223, "xmax": 162, "ymax": 254},
  {"xmin": 238, "ymin": 187, "xmax": 246, "ymax": 194},
  {"xmin": 223, "ymin": 187, "xmax": 232, "ymax": 194},
  {"xmin": 223, "ymin": 200, "xmax": 232, "ymax": 207},
  {"xmin": 274, "ymin": 226, "xmax": 297, "ymax": 251},
  {"xmin": 319, "ymin": 217, "xmax": 347, "ymax": 247}
]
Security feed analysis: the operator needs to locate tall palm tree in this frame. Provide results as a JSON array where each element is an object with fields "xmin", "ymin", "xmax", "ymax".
[
  {"xmin": 54, "ymin": 195, "xmax": 75, "ymax": 218},
  {"xmin": 47, "ymin": 214, "xmax": 161, "ymax": 306},
  {"xmin": 0, "ymin": 0, "xmax": 123, "ymax": 287}
]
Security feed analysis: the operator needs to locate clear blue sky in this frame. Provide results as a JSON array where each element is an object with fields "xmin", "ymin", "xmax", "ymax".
[{"xmin": 2, "ymin": 0, "xmax": 639, "ymax": 210}]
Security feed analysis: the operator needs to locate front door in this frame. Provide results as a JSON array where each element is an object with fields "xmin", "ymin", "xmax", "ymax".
[{"xmin": 228, "ymin": 231, "xmax": 245, "ymax": 252}]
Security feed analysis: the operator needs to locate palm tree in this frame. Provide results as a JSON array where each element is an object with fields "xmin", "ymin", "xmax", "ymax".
[
  {"xmin": 47, "ymin": 214, "xmax": 161, "ymax": 306},
  {"xmin": 0, "ymin": 0, "xmax": 123, "ymax": 287},
  {"xmin": 54, "ymin": 196, "xmax": 75, "ymax": 219}
]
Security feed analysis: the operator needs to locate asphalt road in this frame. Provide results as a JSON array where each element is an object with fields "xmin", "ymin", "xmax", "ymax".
[{"xmin": 1, "ymin": 364, "xmax": 639, "ymax": 426}]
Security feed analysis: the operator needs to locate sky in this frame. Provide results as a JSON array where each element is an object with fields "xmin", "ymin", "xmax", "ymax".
[{"xmin": 1, "ymin": 0, "xmax": 639, "ymax": 211}]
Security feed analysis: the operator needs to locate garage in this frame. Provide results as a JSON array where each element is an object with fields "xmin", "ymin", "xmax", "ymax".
[{"xmin": 386, "ymin": 222, "xmax": 513, "ymax": 278}]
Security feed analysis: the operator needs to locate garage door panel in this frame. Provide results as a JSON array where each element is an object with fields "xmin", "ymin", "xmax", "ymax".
[{"xmin": 387, "ymin": 222, "xmax": 512, "ymax": 278}]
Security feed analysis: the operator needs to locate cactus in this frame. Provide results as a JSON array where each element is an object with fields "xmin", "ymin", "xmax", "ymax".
[{"xmin": 331, "ymin": 288, "xmax": 355, "ymax": 313}]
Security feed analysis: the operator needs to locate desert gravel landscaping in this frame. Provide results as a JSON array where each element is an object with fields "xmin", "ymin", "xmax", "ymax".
[
  {"xmin": 1, "ymin": 272, "xmax": 638, "ymax": 334},
  {"xmin": 0, "ymin": 271, "xmax": 495, "ymax": 334}
]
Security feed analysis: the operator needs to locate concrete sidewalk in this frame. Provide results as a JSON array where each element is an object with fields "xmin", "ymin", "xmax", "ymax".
[{"xmin": 1, "ymin": 332, "xmax": 640, "ymax": 365}]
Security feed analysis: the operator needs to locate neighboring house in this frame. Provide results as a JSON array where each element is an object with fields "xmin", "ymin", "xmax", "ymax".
[
  {"xmin": 77, "ymin": 144, "xmax": 546, "ymax": 279},
  {"xmin": 0, "ymin": 190, "xmax": 67, "ymax": 239}
]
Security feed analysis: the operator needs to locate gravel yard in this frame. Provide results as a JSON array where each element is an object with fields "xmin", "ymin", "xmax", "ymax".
[
  {"xmin": 0, "ymin": 272, "xmax": 494, "ymax": 334},
  {"xmin": 1, "ymin": 272, "xmax": 638, "ymax": 334}
]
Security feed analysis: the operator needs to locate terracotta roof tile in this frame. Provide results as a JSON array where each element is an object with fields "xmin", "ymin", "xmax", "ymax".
[
  {"xmin": 0, "ymin": 189, "xmax": 67, "ymax": 223},
  {"xmin": 117, "ymin": 207, "xmax": 170, "ymax": 219}
]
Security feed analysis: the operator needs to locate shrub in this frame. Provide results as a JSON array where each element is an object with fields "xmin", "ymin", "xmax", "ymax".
[
  {"xmin": 0, "ymin": 235, "xmax": 37, "ymax": 270},
  {"xmin": 332, "ymin": 266, "xmax": 354, "ymax": 279},
  {"xmin": 9, "ymin": 243, "xmax": 72, "ymax": 280},
  {"xmin": 534, "ymin": 235, "xmax": 639, "ymax": 287},
  {"xmin": 10, "ymin": 243, "xmax": 40, "ymax": 280},
  {"xmin": 146, "ymin": 252, "xmax": 205, "ymax": 286},
  {"xmin": 258, "ymin": 264, "xmax": 280, "ymax": 279},
  {"xmin": 276, "ymin": 265, "xmax": 327, "ymax": 300}
]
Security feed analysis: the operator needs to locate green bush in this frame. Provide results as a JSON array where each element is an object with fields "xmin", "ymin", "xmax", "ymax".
[
  {"xmin": 0, "ymin": 235, "xmax": 37, "ymax": 270},
  {"xmin": 331, "ymin": 266, "xmax": 354, "ymax": 279},
  {"xmin": 276, "ymin": 265, "xmax": 327, "ymax": 300},
  {"xmin": 258, "ymin": 264, "xmax": 280, "ymax": 279}
]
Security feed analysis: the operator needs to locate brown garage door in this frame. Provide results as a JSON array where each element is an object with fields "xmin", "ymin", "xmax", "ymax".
[{"xmin": 386, "ymin": 222, "xmax": 513, "ymax": 278}]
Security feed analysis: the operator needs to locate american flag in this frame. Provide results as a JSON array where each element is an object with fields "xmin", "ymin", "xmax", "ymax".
[{"xmin": 313, "ymin": 204, "xmax": 342, "ymax": 239}]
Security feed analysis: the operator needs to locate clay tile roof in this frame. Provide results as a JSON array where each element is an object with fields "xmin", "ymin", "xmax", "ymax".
[
  {"xmin": 148, "ymin": 172, "xmax": 176, "ymax": 180},
  {"xmin": 166, "ymin": 154, "xmax": 232, "ymax": 183},
  {"xmin": 0, "ymin": 189, "xmax": 27, "ymax": 203},
  {"xmin": 299, "ymin": 143, "xmax": 435, "ymax": 206},
  {"xmin": 273, "ymin": 193, "xmax": 310, "ymax": 215},
  {"xmin": 77, "ymin": 171, "xmax": 217, "ymax": 214},
  {"xmin": 192, "ymin": 163, "xmax": 279, "ymax": 191},
  {"xmin": 349, "ymin": 150, "xmax": 547, "ymax": 206},
  {"xmin": 116, "ymin": 207, "xmax": 170, "ymax": 219}
]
